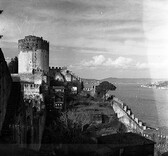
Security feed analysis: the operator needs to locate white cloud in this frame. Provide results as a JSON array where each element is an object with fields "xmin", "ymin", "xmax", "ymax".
[
  {"xmin": 79, "ymin": 54, "xmax": 167, "ymax": 71},
  {"xmin": 81, "ymin": 55, "xmax": 105, "ymax": 67},
  {"xmin": 103, "ymin": 57, "xmax": 133, "ymax": 68},
  {"xmin": 136, "ymin": 61, "xmax": 168, "ymax": 70},
  {"xmin": 79, "ymin": 55, "xmax": 137, "ymax": 69},
  {"xmin": 136, "ymin": 62, "xmax": 148, "ymax": 69}
]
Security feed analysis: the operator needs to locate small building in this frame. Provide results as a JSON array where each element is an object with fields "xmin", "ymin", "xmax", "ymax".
[
  {"xmin": 49, "ymin": 66, "xmax": 82, "ymax": 94},
  {"xmin": 51, "ymin": 86, "xmax": 65, "ymax": 110},
  {"xmin": 54, "ymin": 71, "xmax": 65, "ymax": 82},
  {"xmin": 82, "ymin": 79, "xmax": 100, "ymax": 96},
  {"xmin": 71, "ymin": 86, "xmax": 78, "ymax": 94},
  {"xmin": 96, "ymin": 132, "xmax": 155, "ymax": 156}
]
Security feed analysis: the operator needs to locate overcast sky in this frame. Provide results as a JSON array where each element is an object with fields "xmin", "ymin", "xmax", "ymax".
[{"xmin": 0, "ymin": 0, "xmax": 168, "ymax": 79}]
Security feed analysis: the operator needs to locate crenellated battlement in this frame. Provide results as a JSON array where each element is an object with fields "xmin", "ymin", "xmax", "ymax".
[
  {"xmin": 18, "ymin": 35, "xmax": 49, "ymax": 52},
  {"xmin": 49, "ymin": 66, "xmax": 68, "ymax": 71},
  {"xmin": 49, "ymin": 66, "xmax": 64, "ymax": 71},
  {"xmin": 112, "ymin": 97, "xmax": 149, "ymax": 133},
  {"xmin": 49, "ymin": 66, "xmax": 82, "ymax": 84},
  {"xmin": 22, "ymin": 82, "xmax": 44, "ymax": 102},
  {"xmin": 23, "ymin": 83, "xmax": 41, "ymax": 89},
  {"xmin": 32, "ymin": 68, "xmax": 44, "ymax": 74}
]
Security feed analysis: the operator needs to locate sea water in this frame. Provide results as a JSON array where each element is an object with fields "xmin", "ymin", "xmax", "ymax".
[{"xmin": 111, "ymin": 82, "xmax": 168, "ymax": 129}]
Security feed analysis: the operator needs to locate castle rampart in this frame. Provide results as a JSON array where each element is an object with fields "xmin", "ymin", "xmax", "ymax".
[
  {"xmin": 112, "ymin": 97, "xmax": 144, "ymax": 134},
  {"xmin": 112, "ymin": 97, "xmax": 167, "ymax": 142},
  {"xmin": 49, "ymin": 66, "xmax": 82, "ymax": 83},
  {"xmin": 23, "ymin": 83, "xmax": 41, "ymax": 96}
]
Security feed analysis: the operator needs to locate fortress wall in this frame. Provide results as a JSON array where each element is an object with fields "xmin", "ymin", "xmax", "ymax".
[
  {"xmin": 49, "ymin": 67, "xmax": 61, "ymax": 77},
  {"xmin": 112, "ymin": 101, "xmax": 143, "ymax": 134},
  {"xmin": 23, "ymin": 84, "xmax": 41, "ymax": 96},
  {"xmin": 19, "ymin": 74, "xmax": 43, "ymax": 84},
  {"xmin": 113, "ymin": 102, "xmax": 126, "ymax": 118},
  {"xmin": 49, "ymin": 66, "xmax": 82, "ymax": 83}
]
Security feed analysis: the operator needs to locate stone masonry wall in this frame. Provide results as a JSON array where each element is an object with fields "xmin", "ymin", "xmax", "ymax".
[
  {"xmin": 112, "ymin": 98, "xmax": 143, "ymax": 134},
  {"xmin": 18, "ymin": 36, "xmax": 49, "ymax": 74}
]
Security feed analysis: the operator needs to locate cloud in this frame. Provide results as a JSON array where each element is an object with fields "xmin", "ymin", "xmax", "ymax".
[
  {"xmin": 77, "ymin": 55, "xmax": 138, "ymax": 69},
  {"xmin": 0, "ymin": 0, "xmax": 146, "ymax": 72},
  {"xmin": 103, "ymin": 57, "xmax": 133, "ymax": 68},
  {"xmin": 136, "ymin": 61, "xmax": 168, "ymax": 70},
  {"xmin": 0, "ymin": 0, "xmax": 144, "ymax": 45},
  {"xmin": 76, "ymin": 54, "xmax": 167, "ymax": 71},
  {"xmin": 136, "ymin": 62, "xmax": 148, "ymax": 69},
  {"xmin": 81, "ymin": 55, "xmax": 106, "ymax": 67}
]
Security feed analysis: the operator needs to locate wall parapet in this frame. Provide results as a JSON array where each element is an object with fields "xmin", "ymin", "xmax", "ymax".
[
  {"xmin": 112, "ymin": 97, "xmax": 149, "ymax": 134},
  {"xmin": 49, "ymin": 66, "xmax": 68, "ymax": 71},
  {"xmin": 18, "ymin": 35, "xmax": 49, "ymax": 52},
  {"xmin": 32, "ymin": 69, "xmax": 44, "ymax": 74}
]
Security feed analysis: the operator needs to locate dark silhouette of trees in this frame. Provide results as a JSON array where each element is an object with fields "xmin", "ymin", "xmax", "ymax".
[
  {"xmin": 0, "ymin": 10, "xmax": 3, "ymax": 39},
  {"xmin": 96, "ymin": 81, "xmax": 116, "ymax": 98},
  {"xmin": 50, "ymin": 79, "xmax": 65, "ymax": 86},
  {"xmin": 8, "ymin": 57, "xmax": 18, "ymax": 74}
]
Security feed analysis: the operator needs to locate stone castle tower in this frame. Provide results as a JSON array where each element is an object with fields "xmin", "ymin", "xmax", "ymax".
[
  {"xmin": 15, "ymin": 36, "xmax": 50, "ymax": 150},
  {"xmin": 18, "ymin": 35, "xmax": 49, "ymax": 74}
]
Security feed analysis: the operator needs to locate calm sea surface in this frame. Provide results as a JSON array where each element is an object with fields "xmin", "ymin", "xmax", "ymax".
[{"xmin": 111, "ymin": 83, "xmax": 168, "ymax": 128}]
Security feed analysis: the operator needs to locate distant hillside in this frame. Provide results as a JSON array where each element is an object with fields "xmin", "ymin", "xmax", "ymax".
[
  {"xmin": 101, "ymin": 77, "xmax": 162, "ymax": 85},
  {"xmin": 142, "ymin": 81, "xmax": 168, "ymax": 89},
  {"xmin": 82, "ymin": 78, "xmax": 99, "ymax": 82},
  {"xmin": 82, "ymin": 77, "xmax": 168, "ymax": 85}
]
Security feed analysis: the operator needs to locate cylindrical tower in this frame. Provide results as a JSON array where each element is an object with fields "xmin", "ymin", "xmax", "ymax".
[{"xmin": 18, "ymin": 35, "xmax": 49, "ymax": 74}]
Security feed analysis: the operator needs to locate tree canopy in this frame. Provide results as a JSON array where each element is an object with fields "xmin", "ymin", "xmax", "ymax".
[
  {"xmin": 8, "ymin": 57, "xmax": 18, "ymax": 73},
  {"xmin": 96, "ymin": 81, "xmax": 116, "ymax": 98}
]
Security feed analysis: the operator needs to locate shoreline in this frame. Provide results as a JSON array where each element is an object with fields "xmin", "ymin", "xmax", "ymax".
[{"xmin": 141, "ymin": 85, "xmax": 168, "ymax": 90}]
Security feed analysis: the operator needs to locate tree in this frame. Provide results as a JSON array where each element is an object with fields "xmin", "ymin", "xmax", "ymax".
[
  {"xmin": 8, "ymin": 56, "xmax": 18, "ymax": 73},
  {"xmin": 60, "ymin": 110, "xmax": 91, "ymax": 132},
  {"xmin": 59, "ymin": 110, "xmax": 92, "ymax": 143},
  {"xmin": 96, "ymin": 81, "xmax": 116, "ymax": 98}
]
